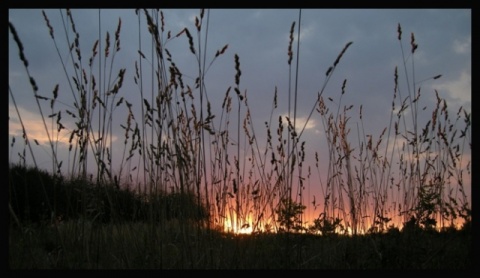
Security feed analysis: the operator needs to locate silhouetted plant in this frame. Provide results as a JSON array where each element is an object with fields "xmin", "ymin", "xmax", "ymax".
[
  {"xmin": 275, "ymin": 198, "xmax": 306, "ymax": 232},
  {"xmin": 309, "ymin": 212, "xmax": 344, "ymax": 235},
  {"xmin": 406, "ymin": 183, "xmax": 441, "ymax": 231}
]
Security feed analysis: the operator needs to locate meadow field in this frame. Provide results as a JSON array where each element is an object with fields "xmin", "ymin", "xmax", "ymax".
[{"xmin": 8, "ymin": 9, "xmax": 471, "ymax": 269}]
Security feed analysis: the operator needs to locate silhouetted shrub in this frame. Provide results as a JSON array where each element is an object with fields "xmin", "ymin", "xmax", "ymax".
[
  {"xmin": 9, "ymin": 164, "xmax": 209, "ymax": 225},
  {"xmin": 9, "ymin": 164, "xmax": 64, "ymax": 223}
]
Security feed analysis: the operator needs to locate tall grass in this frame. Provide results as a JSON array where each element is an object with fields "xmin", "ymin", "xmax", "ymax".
[{"xmin": 9, "ymin": 9, "xmax": 471, "ymax": 268}]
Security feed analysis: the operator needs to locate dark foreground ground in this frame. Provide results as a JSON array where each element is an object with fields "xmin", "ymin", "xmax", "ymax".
[{"xmin": 8, "ymin": 221, "xmax": 471, "ymax": 269}]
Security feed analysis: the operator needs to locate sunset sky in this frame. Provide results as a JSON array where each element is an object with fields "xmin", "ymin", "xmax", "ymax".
[{"xmin": 9, "ymin": 9, "xmax": 471, "ymax": 229}]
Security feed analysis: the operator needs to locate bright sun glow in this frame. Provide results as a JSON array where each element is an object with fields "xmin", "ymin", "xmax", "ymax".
[{"xmin": 223, "ymin": 215, "xmax": 254, "ymax": 234}]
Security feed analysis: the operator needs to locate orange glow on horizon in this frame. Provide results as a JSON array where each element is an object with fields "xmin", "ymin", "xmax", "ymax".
[{"xmin": 216, "ymin": 202, "xmax": 468, "ymax": 235}]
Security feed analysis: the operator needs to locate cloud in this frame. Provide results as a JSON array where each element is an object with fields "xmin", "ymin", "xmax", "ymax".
[
  {"xmin": 435, "ymin": 70, "xmax": 471, "ymax": 107},
  {"xmin": 281, "ymin": 113, "xmax": 316, "ymax": 135},
  {"xmin": 9, "ymin": 105, "xmax": 119, "ymax": 146},
  {"xmin": 9, "ymin": 105, "xmax": 71, "ymax": 145},
  {"xmin": 298, "ymin": 23, "xmax": 315, "ymax": 42},
  {"xmin": 453, "ymin": 36, "xmax": 471, "ymax": 54}
]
